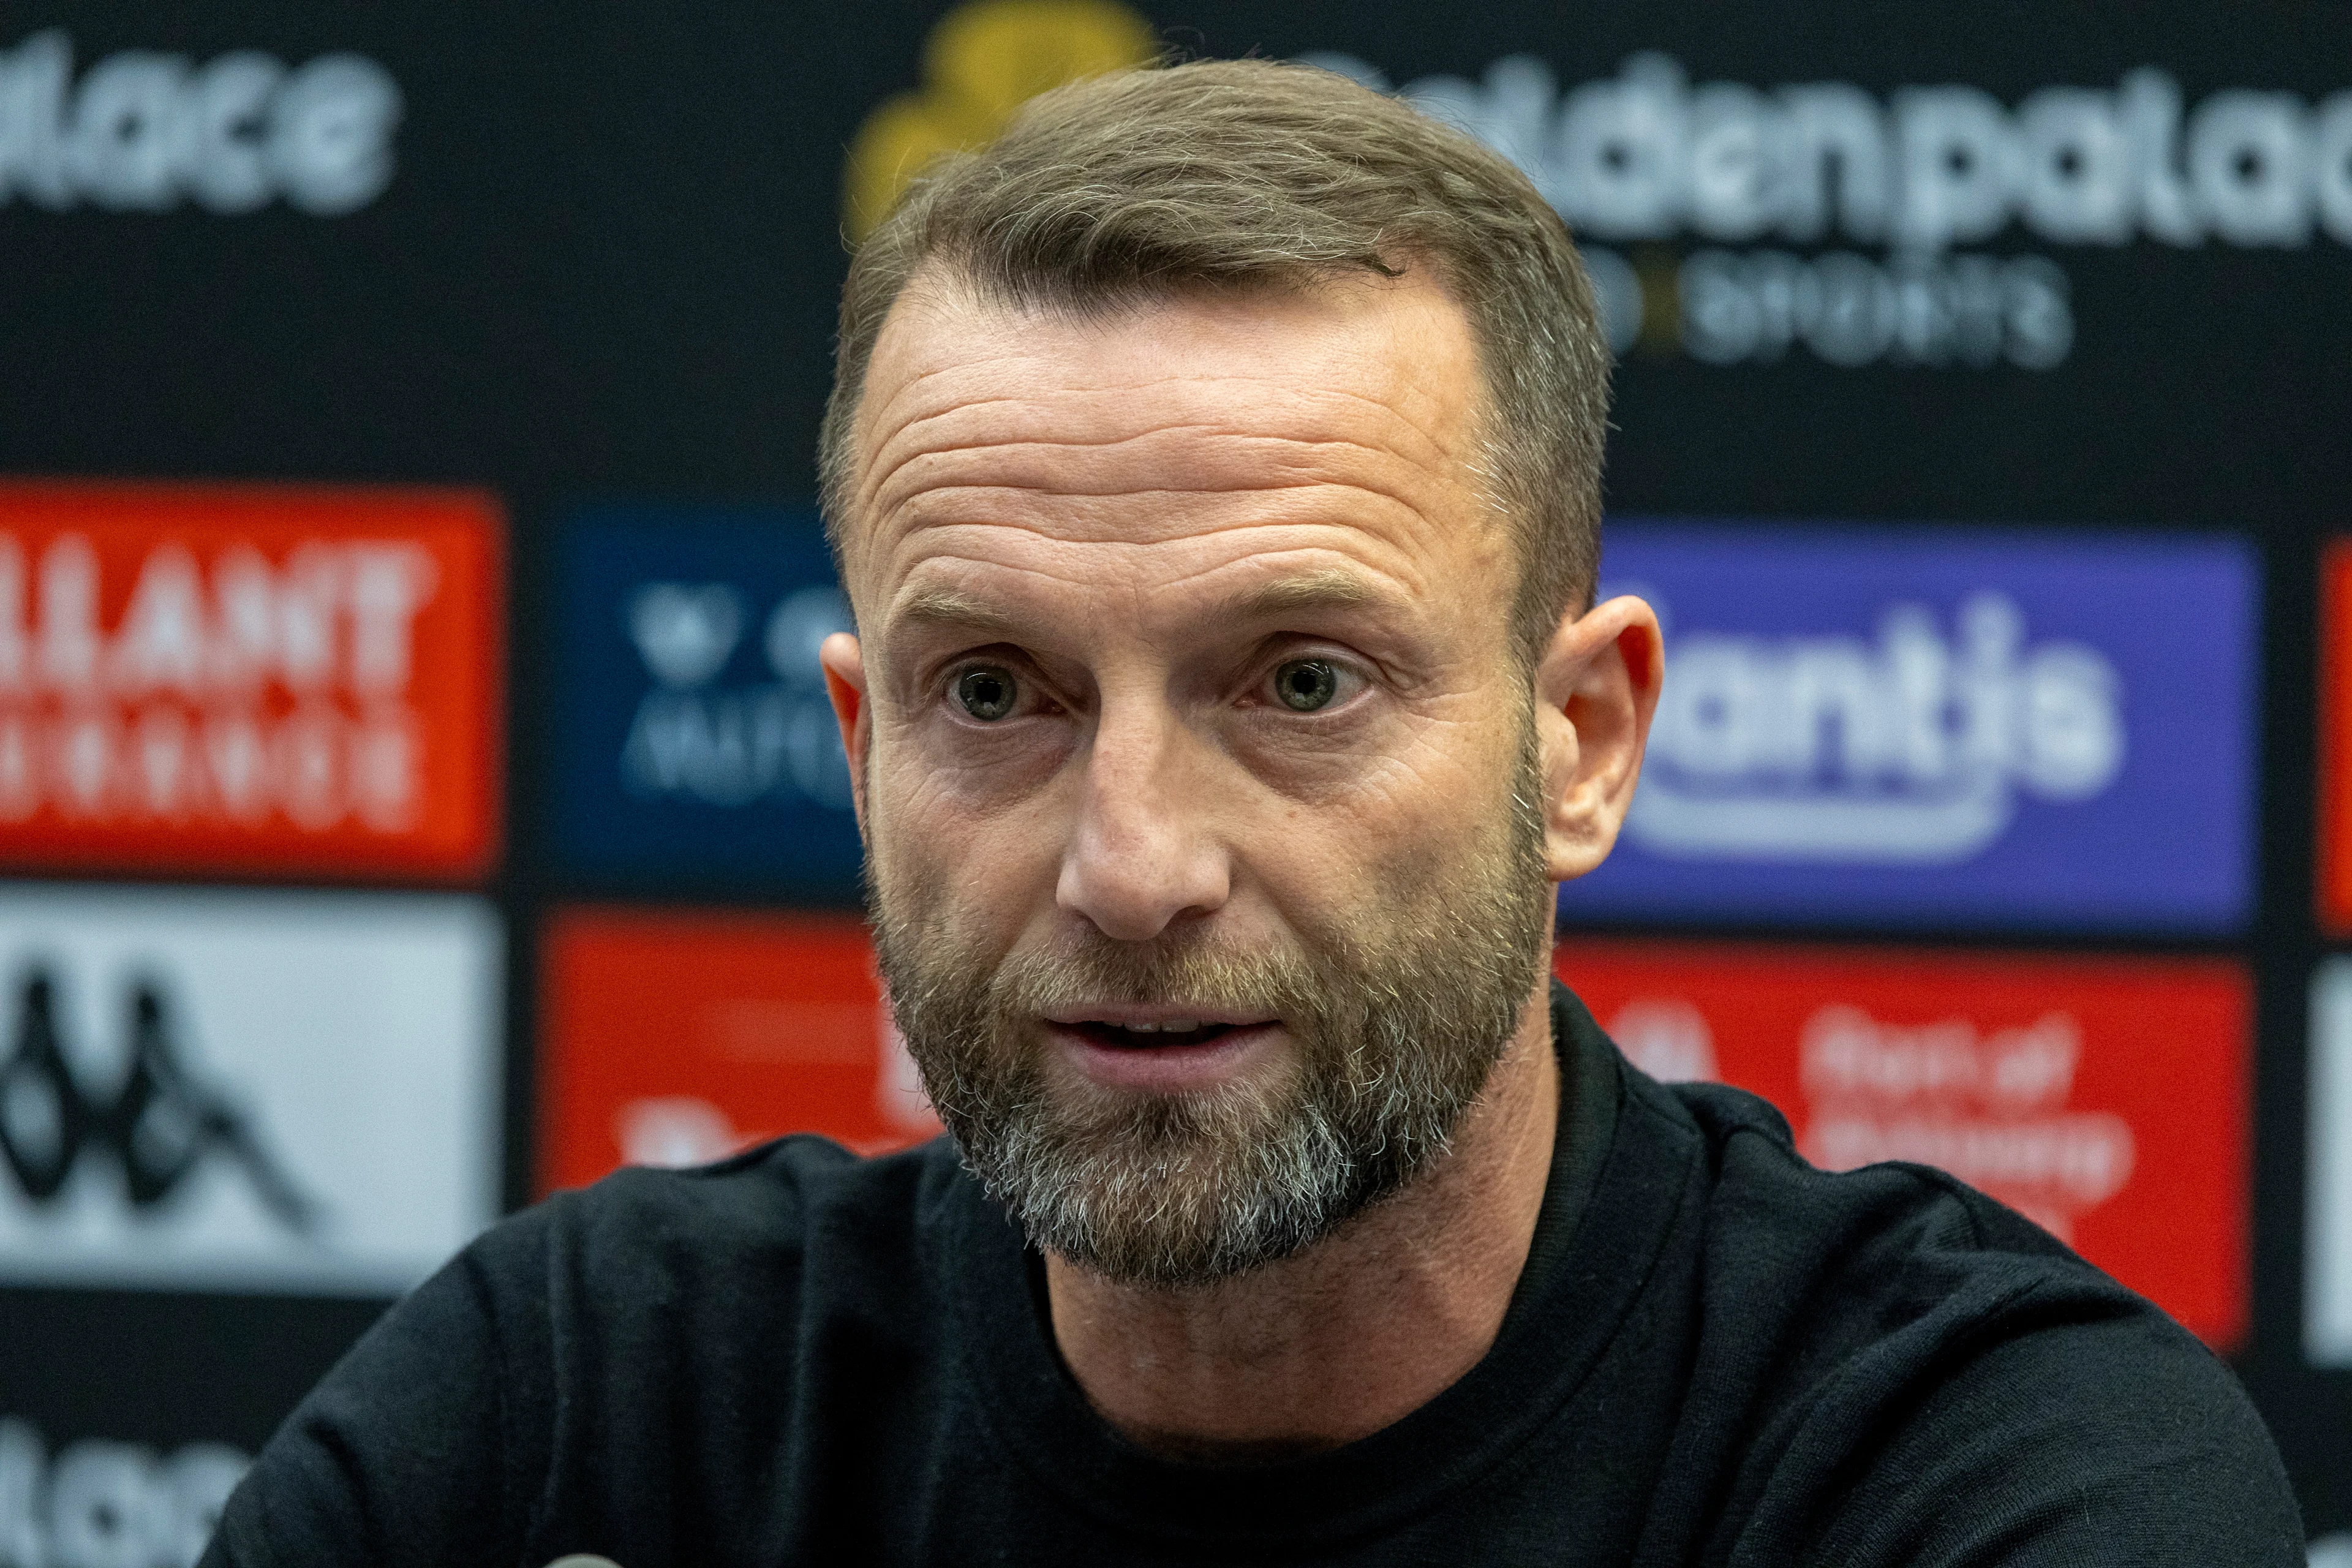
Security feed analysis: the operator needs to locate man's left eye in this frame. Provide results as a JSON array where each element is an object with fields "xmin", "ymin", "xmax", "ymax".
[{"xmin": 1271, "ymin": 659, "xmax": 1341, "ymax": 712}]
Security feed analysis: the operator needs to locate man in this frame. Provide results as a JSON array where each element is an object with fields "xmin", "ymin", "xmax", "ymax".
[{"xmin": 205, "ymin": 58, "xmax": 2297, "ymax": 1566}]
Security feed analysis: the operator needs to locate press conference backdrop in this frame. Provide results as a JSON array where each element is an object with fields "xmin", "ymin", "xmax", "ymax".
[{"xmin": 0, "ymin": 0, "xmax": 2348, "ymax": 1558}]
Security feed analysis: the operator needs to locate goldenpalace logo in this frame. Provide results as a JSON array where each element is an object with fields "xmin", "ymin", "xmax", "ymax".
[
  {"xmin": 1306, "ymin": 48, "xmax": 2352, "ymax": 368},
  {"xmin": 1310, "ymin": 50, "xmax": 2352, "ymax": 253}
]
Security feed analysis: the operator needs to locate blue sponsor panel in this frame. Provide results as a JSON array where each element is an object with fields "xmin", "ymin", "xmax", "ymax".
[
  {"xmin": 553, "ymin": 505, "xmax": 860, "ymax": 893},
  {"xmin": 1569, "ymin": 522, "xmax": 2256, "ymax": 933}
]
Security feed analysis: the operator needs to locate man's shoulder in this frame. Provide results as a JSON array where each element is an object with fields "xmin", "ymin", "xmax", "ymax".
[
  {"xmin": 1613, "ymin": 1071, "xmax": 2299, "ymax": 1556},
  {"xmin": 200, "ymin": 1137, "xmax": 984, "ymax": 1568},
  {"xmin": 470, "ymin": 1133, "xmax": 969, "ymax": 1317},
  {"xmin": 1639, "ymin": 1068, "xmax": 2082, "ymax": 1261},
  {"xmin": 1640, "ymin": 1068, "xmax": 2177, "ymax": 1354}
]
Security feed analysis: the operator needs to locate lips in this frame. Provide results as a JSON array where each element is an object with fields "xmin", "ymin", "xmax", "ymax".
[
  {"xmin": 1045, "ymin": 1013, "xmax": 1281, "ymax": 1092},
  {"xmin": 1068, "ymin": 1020, "xmax": 1243, "ymax": 1050}
]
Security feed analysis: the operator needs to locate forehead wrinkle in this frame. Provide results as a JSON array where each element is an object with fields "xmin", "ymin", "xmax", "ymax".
[
  {"xmin": 878, "ymin": 484, "xmax": 1455, "ymax": 573},
  {"xmin": 873, "ymin": 363, "xmax": 1462, "ymax": 439},
  {"xmin": 880, "ymin": 527, "xmax": 1444, "ymax": 625},
  {"xmin": 1121, "ymin": 551, "xmax": 1438, "ymax": 625},
  {"xmin": 880, "ymin": 393, "xmax": 1455, "ymax": 466},
  {"xmin": 848, "ymin": 279, "xmax": 1490, "ymax": 590},
  {"xmin": 865, "ymin": 432, "xmax": 1456, "ymax": 535},
  {"xmin": 862, "ymin": 375, "xmax": 1464, "ymax": 495},
  {"xmin": 853, "ymin": 361, "xmax": 1472, "ymax": 531}
]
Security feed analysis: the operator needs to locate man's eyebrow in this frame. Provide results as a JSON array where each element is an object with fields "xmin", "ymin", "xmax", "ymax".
[
  {"xmin": 884, "ymin": 569, "xmax": 1399, "ymax": 642},
  {"xmin": 1237, "ymin": 567, "xmax": 1392, "ymax": 619},
  {"xmin": 884, "ymin": 584, "xmax": 1031, "ymax": 641}
]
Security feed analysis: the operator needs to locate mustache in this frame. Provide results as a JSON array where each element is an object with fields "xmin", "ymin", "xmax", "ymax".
[{"xmin": 982, "ymin": 928, "xmax": 1333, "ymax": 1023}]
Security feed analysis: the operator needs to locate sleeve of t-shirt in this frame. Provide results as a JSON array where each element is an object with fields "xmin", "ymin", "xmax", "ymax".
[
  {"xmin": 197, "ymin": 1215, "xmax": 550, "ymax": 1568},
  {"xmin": 1792, "ymin": 1306, "xmax": 2302, "ymax": 1566}
]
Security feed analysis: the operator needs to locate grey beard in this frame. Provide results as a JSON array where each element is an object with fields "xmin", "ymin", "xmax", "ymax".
[{"xmin": 870, "ymin": 725, "xmax": 1553, "ymax": 1290}]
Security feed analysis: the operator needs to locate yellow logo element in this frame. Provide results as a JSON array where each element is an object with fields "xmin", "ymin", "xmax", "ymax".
[{"xmin": 842, "ymin": 0, "xmax": 1156, "ymax": 241}]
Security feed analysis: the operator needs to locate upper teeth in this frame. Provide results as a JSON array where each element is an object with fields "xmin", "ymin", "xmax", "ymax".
[{"xmin": 1121, "ymin": 1020, "xmax": 1200, "ymax": 1033}]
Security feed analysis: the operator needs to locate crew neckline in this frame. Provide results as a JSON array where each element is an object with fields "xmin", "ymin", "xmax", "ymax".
[{"xmin": 934, "ymin": 984, "xmax": 1700, "ymax": 1550}]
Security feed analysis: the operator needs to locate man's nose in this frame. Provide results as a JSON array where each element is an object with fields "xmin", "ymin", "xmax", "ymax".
[{"xmin": 1055, "ymin": 704, "xmax": 1232, "ymax": 942}]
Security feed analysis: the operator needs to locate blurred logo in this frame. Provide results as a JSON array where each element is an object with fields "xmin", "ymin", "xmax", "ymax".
[
  {"xmin": 1565, "ymin": 942, "xmax": 2250, "ymax": 1347},
  {"xmin": 1305, "ymin": 48, "xmax": 2352, "ymax": 366},
  {"xmin": 1604, "ymin": 996, "xmax": 1719, "ymax": 1084},
  {"xmin": 1794, "ymin": 1005, "xmax": 2133, "ymax": 1241},
  {"xmin": 1610, "ymin": 995, "xmax": 2133, "ymax": 1242},
  {"xmin": 553, "ymin": 506, "xmax": 862, "ymax": 892},
  {"xmin": 0, "ymin": 1418, "xmax": 244, "ymax": 1568},
  {"xmin": 1634, "ymin": 592, "xmax": 2122, "ymax": 863},
  {"xmin": 1618, "ymin": 1001, "xmax": 2135, "ymax": 1241},
  {"xmin": 540, "ymin": 909, "xmax": 941, "ymax": 1194},
  {"xmin": 0, "ymin": 485, "xmax": 501, "ymax": 880},
  {"xmin": 1, "ymin": 532, "xmax": 436, "ymax": 835},
  {"xmin": 620, "ymin": 581, "xmax": 852, "ymax": 811},
  {"xmin": 0, "ymin": 968, "xmax": 318, "ymax": 1232},
  {"xmin": 1569, "ymin": 523, "xmax": 2253, "ymax": 933},
  {"xmin": 611, "ymin": 997, "xmax": 937, "ymax": 1170},
  {"xmin": 842, "ymin": 0, "xmax": 1156, "ymax": 239},
  {"xmin": 0, "ymin": 30, "xmax": 401, "ymax": 216},
  {"xmin": 0, "ymin": 886, "xmax": 500, "ymax": 1294}
]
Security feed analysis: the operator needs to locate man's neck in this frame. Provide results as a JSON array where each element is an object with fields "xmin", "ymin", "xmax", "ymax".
[{"xmin": 1042, "ymin": 976, "xmax": 1562, "ymax": 1464}]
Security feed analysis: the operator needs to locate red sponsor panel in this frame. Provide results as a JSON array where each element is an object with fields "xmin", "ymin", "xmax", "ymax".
[
  {"xmin": 2321, "ymin": 540, "xmax": 2352, "ymax": 932},
  {"xmin": 540, "ymin": 907, "xmax": 942, "ymax": 1193},
  {"xmin": 1555, "ymin": 941, "xmax": 2250, "ymax": 1349},
  {"xmin": 0, "ymin": 482, "xmax": 502, "ymax": 879}
]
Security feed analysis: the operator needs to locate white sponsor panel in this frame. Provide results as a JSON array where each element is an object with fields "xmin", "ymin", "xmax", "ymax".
[
  {"xmin": 0, "ymin": 1418, "xmax": 243, "ymax": 1568},
  {"xmin": 2309, "ymin": 959, "xmax": 2352, "ymax": 1365},
  {"xmin": 0, "ymin": 885, "xmax": 499, "ymax": 1294}
]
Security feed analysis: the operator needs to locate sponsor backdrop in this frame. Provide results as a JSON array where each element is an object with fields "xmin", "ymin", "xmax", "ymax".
[
  {"xmin": 540, "ymin": 908, "xmax": 939, "ymax": 1193},
  {"xmin": 552, "ymin": 505, "xmax": 858, "ymax": 897},
  {"xmin": 0, "ymin": 885, "xmax": 502, "ymax": 1295},
  {"xmin": 0, "ymin": 0, "xmax": 2347, "ymax": 1555},
  {"xmin": 1580, "ymin": 524, "xmax": 2258, "ymax": 932},
  {"xmin": 1558, "ymin": 941, "xmax": 2252, "ymax": 1346}
]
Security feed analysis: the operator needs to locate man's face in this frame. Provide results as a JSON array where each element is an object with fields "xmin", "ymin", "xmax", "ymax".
[{"xmin": 831, "ymin": 268, "xmax": 1555, "ymax": 1287}]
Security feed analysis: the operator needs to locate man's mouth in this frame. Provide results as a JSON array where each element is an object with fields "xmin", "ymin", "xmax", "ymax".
[
  {"xmin": 1042, "ymin": 1011, "xmax": 1282, "ymax": 1091},
  {"xmin": 1066, "ymin": 1020, "xmax": 1249, "ymax": 1050}
]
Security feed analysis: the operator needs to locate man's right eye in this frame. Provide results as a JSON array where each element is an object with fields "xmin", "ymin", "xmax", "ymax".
[{"xmin": 953, "ymin": 666, "xmax": 1019, "ymax": 721}]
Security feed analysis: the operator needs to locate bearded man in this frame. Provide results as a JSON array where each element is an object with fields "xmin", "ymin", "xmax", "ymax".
[{"xmin": 204, "ymin": 58, "xmax": 2296, "ymax": 1567}]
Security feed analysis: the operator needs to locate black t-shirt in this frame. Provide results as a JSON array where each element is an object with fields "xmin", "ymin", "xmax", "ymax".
[{"xmin": 203, "ymin": 987, "xmax": 2301, "ymax": 1566}]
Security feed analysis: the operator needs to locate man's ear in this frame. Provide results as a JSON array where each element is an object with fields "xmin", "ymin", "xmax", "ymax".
[
  {"xmin": 1532, "ymin": 595, "xmax": 1664, "ymax": 883},
  {"xmin": 820, "ymin": 631, "xmax": 872, "ymax": 843}
]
